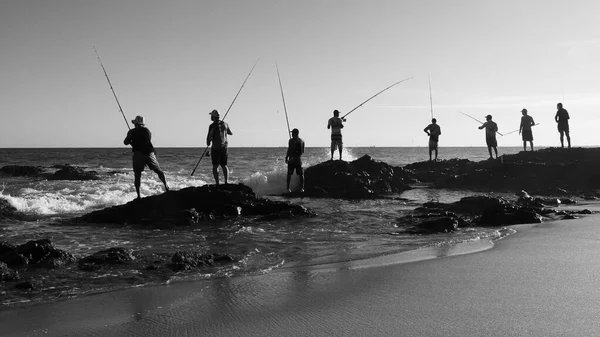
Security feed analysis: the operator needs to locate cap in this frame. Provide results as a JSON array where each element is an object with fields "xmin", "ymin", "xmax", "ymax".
[
  {"xmin": 291, "ymin": 128, "xmax": 299, "ymax": 134},
  {"xmin": 521, "ymin": 108, "xmax": 527, "ymax": 113},
  {"xmin": 132, "ymin": 115, "xmax": 145, "ymax": 125},
  {"xmin": 209, "ymin": 109, "xmax": 220, "ymax": 118},
  {"xmin": 485, "ymin": 115, "xmax": 492, "ymax": 119}
]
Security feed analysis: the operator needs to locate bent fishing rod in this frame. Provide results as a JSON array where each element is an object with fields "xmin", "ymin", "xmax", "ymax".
[
  {"xmin": 428, "ymin": 74, "xmax": 434, "ymax": 119},
  {"xmin": 93, "ymin": 45, "xmax": 130, "ymax": 130},
  {"xmin": 458, "ymin": 111, "xmax": 504, "ymax": 136},
  {"xmin": 190, "ymin": 58, "xmax": 260, "ymax": 176},
  {"xmin": 275, "ymin": 62, "xmax": 291, "ymax": 139},
  {"xmin": 341, "ymin": 76, "xmax": 413, "ymax": 120}
]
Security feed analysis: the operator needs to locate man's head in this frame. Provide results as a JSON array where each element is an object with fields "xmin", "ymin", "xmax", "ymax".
[
  {"xmin": 333, "ymin": 110, "xmax": 340, "ymax": 117},
  {"xmin": 432, "ymin": 118, "xmax": 437, "ymax": 124},
  {"xmin": 210, "ymin": 109, "xmax": 220, "ymax": 121},
  {"xmin": 521, "ymin": 108, "xmax": 527, "ymax": 116},
  {"xmin": 485, "ymin": 114, "xmax": 492, "ymax": 121},
  {"xmin": 291, "ymin": 128, "xmax": 299, "ymax": 138},
  {"xmin": 132, "ymin": 115, "xmax": 145, "ymax": 127},
  {"xmin": 557, "ymin": 102, "xmax": 563, "ymax": 109}
]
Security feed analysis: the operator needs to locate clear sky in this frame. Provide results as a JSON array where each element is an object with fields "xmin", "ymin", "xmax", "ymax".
[{"xmin": 1, "ymin": 0, "xmax": 600, "ymax": 148}]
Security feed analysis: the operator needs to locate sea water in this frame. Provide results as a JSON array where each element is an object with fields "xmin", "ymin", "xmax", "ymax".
[{"xmin": 0, "ymin": 147, "xmax": 524, "ymax": 306}]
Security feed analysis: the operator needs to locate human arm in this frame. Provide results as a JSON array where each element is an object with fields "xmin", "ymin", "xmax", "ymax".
[
  {"xmin": 423, "ymin": 125, "xmax": 430, "ymax": 136},
  {"xmin": 226, "ymin": 123, "xmax": 233, "ymax": 135},
  {"xmin": 285, "ymin": 139, "xmax": 293, "ymax": 163},
  {"xmin": 555, "ymin": 112, "xmax": 559, "ymax": 123},
  {"xmin": 123, "ymin": 130, "xmax": 133, "ymax": 146},
  {"xmin": 206, "ymin": 125, "xmax": 212, "ymax": 146}
]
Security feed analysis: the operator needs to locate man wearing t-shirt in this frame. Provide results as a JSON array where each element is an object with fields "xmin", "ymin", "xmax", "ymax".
[
  {"xmin": 519, "ymin": 108, "xmax": 535, "ymax": 151},
  {"xmin": 327, "ymin": 110, "xmax": 345, "ymax": 160},
  {"xmin": 555, "ymin": 102, "xmax": 571, "ymax": 148},
  {"xmin": 423, "ymin": 118, "xmax": 441, "ymax": 161},
  {"xmin": 478, "ymin": 114, "xmax": 499, "ymax": 160},
  {"xmin": 206, "ymin": 109, "xmax": 233, "ymax": 185},
  {"xmin": 285, "ymin": 128, "xmax": 305, "ymax": 193}
]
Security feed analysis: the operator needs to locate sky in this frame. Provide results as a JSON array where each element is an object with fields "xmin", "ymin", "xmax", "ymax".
[{"xmin": 1, "ymin": 0, "xmax": 600, "ymax": 148}]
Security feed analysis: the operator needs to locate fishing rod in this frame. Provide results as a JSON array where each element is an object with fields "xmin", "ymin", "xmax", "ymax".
[
  {"xmin": 503, "ymin": 123, "xmax": 540, "ymax": 136},
  {"xmin": 275, "ymin": 62, "xmax": 291, "ymax": 139},
  {"xmin": 341, "ymin": 76, "xmax": 413, "ymax": 119},
  {"xmin": 428, "ymin": 74, "xmax": 434, "ymax": 119},
  {"xmin": 458, "ymin": 111, "xmax": 504, "ymax": 136},
  {"xmin": 93, "ymin": 45, "xmax": 130, "ymax": 130},
  {"xmin": 190, "ymin": 58, "xmax": 260, "ymax": 176}
]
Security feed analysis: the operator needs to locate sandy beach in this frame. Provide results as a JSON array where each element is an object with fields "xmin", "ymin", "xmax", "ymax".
[{"xmin": 3, "ymin": 207, "xmax": 600, "ymax": 336}]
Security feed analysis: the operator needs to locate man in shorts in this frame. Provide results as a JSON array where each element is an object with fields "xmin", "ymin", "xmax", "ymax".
[
  {"xmin": 423, "ymin": 118, "xmax": 441, "ymax": 161},
  {"xmin": 206, "ymin": 109, "xmax": 233, "ymax": 185},
  {"xmin": 555, "ymin": 102, "xmax": 571, "ymax": 148},
  {"xmin": 327, "ymin": 109, "xmax": 345, "ymax": 160},
  {"xmin": 519, "ymin": 108, "xmax": 535, "ymax": 151},
  {"xmin": 478, "ymin": 114, "xmax": 499, "ymax": 160},
  {"xmin": 285, "ymin": 128, "xmax": 305, "ymax": 193},
  {"xmin": 123, "ymin": 115, "xmax": 169, "ymax": 199}
]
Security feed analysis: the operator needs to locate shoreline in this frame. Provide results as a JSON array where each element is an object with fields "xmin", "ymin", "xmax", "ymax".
[{"xmin": 3, "ymin": 207, "xmax": 599, "ymax": 336}]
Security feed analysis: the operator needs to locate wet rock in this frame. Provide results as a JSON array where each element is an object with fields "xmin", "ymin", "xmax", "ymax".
[
  {"xmin": 168, "ymin": 251, "xmax": 235, "ymax": 272},
  {"xmin": 477, "ymin": 208, "xmax": 543, "ymax": 226},
  {"xmin": 0, "ymin": 199, "xmax": 25, "ymax": 220},
  {"xmin": 406, "ymin": 216, "xmax": 459, "ymax": 234},
  {"xmin": 563, "ymin": 214, "xmax": 578, "ymax": 220},
  {"xmin": 0, "ymin": 249, "xmax": 28, "ymax": 268},
  {"xmin": 79, "ymin": 248, "xmax": 135, "ymax": 270},
  {"xmin": 0, "ymin": 165, "xmax": 43, "ymax": 177},
  {"xmin": 15, "ymin": 279, "xmax": 41, "ymax": 290},
  {"xmin": 77, "ymin": 183, "xmax": 314, "ymax": 226},
  {"xmin": 0, "ymin": 262, "xmax": 19, "ymax": 281},
  {"xmin": 559, "ymin": 198, "xmax": 577, "ymax": 204},
  {"xmin": 303, "ymin": 155, "xmax": 413, "ymax": 199},
  {"xmin": 48, "ymin": 165, "xmax": 101, "ymax": 181},
  {"xmin": 16, "ymin": 239, "xmax": 76, "ymax": 268}
]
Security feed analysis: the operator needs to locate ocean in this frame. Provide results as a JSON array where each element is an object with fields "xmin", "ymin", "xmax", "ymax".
[{"xmin": 0, "ymin": 146, "xmax": 525, "ymax": 306}]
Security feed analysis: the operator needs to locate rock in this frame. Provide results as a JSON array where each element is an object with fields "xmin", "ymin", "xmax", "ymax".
[
  {"xmin": 477, "ymin": 208, "xmax": 543, "ymax": 226},
  {"xmin": 168, "ymin": 251, "xmax": 235, "ymax": 272},
  {"xmin": 0, "ymin": 262, "xmax": 19, "ymax": 281},
  {"xmin": 405, "ymin": 216, "xmax": 459, "ymax": 234},
  {"xmin": 303, "ymin": 155, "xmax": 413, "ymax": 199},
  {"xmin": 559, "ymin": 198, "xmax": 577, "ymax": 204},
  {"xmin": 79, "ymin": 248, "xmax": 135, "ymax": 270},
  {"xmin": 0, "ymin": 249, "xmax": 29, "ymax": 268},
  {"xmin": 0, "ymin": 198, "xmax": 25, "ymax": 220},
  {"xmin": 15, "ymin": 279, "xmax": 41, "ymax": 290},
  {"xmin": 0, "ymin": 165, "xmax": 43, "ymax": 177},
  {"xmin": 15, "ymin": 239, "xmax": 75, "ymax": 268},
  {"xmin": 77, "ymin": 183, "xmax": 314, "ymax": 226},
  {"xmin": 48, "ymin": 165, "xmax": 101, "ymax": 181}
]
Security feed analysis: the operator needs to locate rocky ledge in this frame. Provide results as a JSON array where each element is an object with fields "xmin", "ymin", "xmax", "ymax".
[{"xmin": 77, "ymin": 183, "xmax": 314, "ymax": 227}]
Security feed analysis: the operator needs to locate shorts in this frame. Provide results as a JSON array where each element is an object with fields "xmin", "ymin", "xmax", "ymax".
[
  {"xmin": 287, "ymin": 156, "xmax": 303, "ymax": 175},
  {"xmin": 557, "ymin": 122, "xmax": 569, "ymax": 133},
  {"xmin": 331, "ymin": 137, "xmax": 343, "ymax": 151},
  {"xmin": 522, "ymin": 129, "xmax": 533, "ymax": 141},
  {"xmin": 211, "ymin": 147, "xmax": 228, "ymax": 166},
  {"xmin": 486, "ymin": 135, "xmax": 497, "ymax": 148},
  {"xmin": 428, "ymin": 139, "xmax": 438, "ymax": 150},
  {"xmin": 132, "ymin": 151, "xmax": 161, "ymax": 173}
]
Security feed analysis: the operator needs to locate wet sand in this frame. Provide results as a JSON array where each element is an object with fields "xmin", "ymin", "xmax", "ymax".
[{"xmin": 3, "ymin": 214, "xmax": 600, "ymax": 336}]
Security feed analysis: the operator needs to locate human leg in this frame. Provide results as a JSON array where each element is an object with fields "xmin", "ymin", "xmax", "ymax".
[
  {"xmin": 566, "ymin": 131, "xmax": 571, "ymax": 148},
  {"xmin": 338, "ymin": 142, "xmax": 343, "ymax": 160},
  {"xmin": 212, "ymin": 165, "xmax": 220, "ymax": 185},
  {"xmin": 434, "ymin": 148, "xmax": 438, "ymax": 160},
  {"xmin": 559, "ymin": 130, "xmax": 565, "ymax": 148},
  {"xmin": 146, "ymin": 153, "xmax": 168, "ymax": 191},
  {"xmin": 493, "ymin": 147, "xmax": 498, "ymax": 158},
  {"xmin": 487, "ymin": 146, "xmax": 493, "ymax": 159},
  {"xmin": 523, "ymin": 141, "xmax": 526, "ymax": 151},
  {"xmin": 222, "ymin": 165, "xmax": 229, "ymax": 184},
  {"xmin": 134, "ymin": 171, "xmax": 142, "ymax": 199}
]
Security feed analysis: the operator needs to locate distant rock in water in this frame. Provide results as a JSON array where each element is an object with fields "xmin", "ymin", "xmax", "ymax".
[
  {"xmin": 302, "ymin": 155, "xmax": 415, "ymax": 199},
  {"xmin": 77, "ymin": 183, "xmax": 314, "ymax": 227},
  {"xmin": 0, "ymin": 165, "xmax": 43, "ymax": 177},
  {"xmin": 0, "ymin": 198, "xmax": 25, "ymax": 220},
  {"xmin": 0, "ymin": 239, "xmax": 75, "ymax": 269},
  {"xmin": 404, "ymin": 147, "xmax": 600, "ymax": 195},
  {"xmin": 48, "ymin": 165, "xmax": 101, "ymax": 181}
]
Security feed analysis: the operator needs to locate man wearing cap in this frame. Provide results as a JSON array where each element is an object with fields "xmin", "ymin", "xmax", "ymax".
[
  {"xmin": 206, "ymin": 109, "xmax": 233, "ymax": 185},
  {"xmin": 555, "ymin": 102, "xmax": 571, "ymax": 148},
  {"xmin": 519, "ymin": 108, "xmax": 535, "ymax": 151},
  {"xmin": 423, "ymin": 118, "xmax": 441, "ymax": 161},
  {"xmin": 478, "ymin": 115, "xmax": 499, "ymax": 160},
  {"xmin": 327, "ymin": 110, "xmax": 345, "ymax": 160},
  {"xmin": 123, "ymin": 115, "xmax": 169, "ymax": 199},
  {"xmin": 285, "ymin": 128, "xmax": 305, "ymax": 193}
]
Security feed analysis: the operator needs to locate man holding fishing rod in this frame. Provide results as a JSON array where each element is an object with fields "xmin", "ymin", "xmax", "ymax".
[
  {"xmin": 123, "ymin": 116, "xmax": 169, "ymax": 199},
  {"xmin": 478, "ymin": 114, "xmax": 499, "ymax": 160},
  {"xmin": 423, "ymin": 118, "xmax": 441, "ymax": 161},
  {"xmin": 285, "ymin": 128, "xmax": 305, "ymax": 193},
  {"xmin": 207, "ymin": 109, "xmax": 233, "ymax": 185},
  {"xmin": 519, "ymin": 108, "xmax": 536, "ymax": 151},
  {"xmin": 328, "ymin": 110, "xmax": 346, "ymax": 160}
]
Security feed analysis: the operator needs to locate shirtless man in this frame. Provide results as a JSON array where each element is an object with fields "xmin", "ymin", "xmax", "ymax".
[
  {"xmin": 555, "ymin": 102, "xmax": 571, "ymax": 148},
  {"xmin": 285, "ymin": 128, "xmax": 305, "ymax": 193},
  {"xmin": 519, "ymin": 108, "xmax": 535, "ymax": 151},
  {"xmin": 327, "ymin": 110, "xmax": 345, "ymax": 160},
  {"xmin": 423, "ymin": 118, "xmax": 441, "ymax": 161}
]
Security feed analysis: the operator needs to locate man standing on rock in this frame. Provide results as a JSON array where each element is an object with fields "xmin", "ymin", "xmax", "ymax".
[
  {"xmin": 478, "ymin": 114, "xmax": 499, "ymax": 160},
  {"xmin": 285, "ymin": 128, "xmax": 305, "ymax": 193},
  {"xmin": 555, "ymin": 102, "xmax": 571, "ymax": 148},
  {"xmin": 123, "ymin": 115, "xmax": 169, "ymax": 199},
  {"xmin": 327, "ymin": 109, "xmax": 345, "ymax": 161},
  {"xmin": 423, "ymin": 118, "xmax": 441, "ymax": 161},
  {"xmin": 519, "ymin": 108, "xmax": 535, "ymax": 151},
  {"xmin": 207, "ymin": 109, "xmax": 233, "ymax": 185}
]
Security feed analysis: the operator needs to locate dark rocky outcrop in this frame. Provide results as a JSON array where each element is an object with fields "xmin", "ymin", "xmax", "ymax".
[
  {"xmin": 0, "ymin": 239, "xmax": 75, "ymax": 269},
  {"xmin": 0, "ymin": 198, "xmax": 25, "ymax": 220},
  {"xmin": 168, "ymin": 251, "xmax": 236, "ymax": 272},
  {"xmin": 48, "ymin": 165, "xmax": 101, "ymax": 181},
  {"xmin": 302, "ymin": 155, "xmax": 414, "ymax": 199},
  {"xmin": 78, "ymin": 248, "xmax": 136, "ymax": 271},
  {"xmin": 0, "ymin": 165, "xmax": 43, "ymax": 177},
  {"xmin": 77, "ymin": 183, "xmax": 313, "ymax": 227},
  {"xmin": 404, "ymin": 148, "xmax": 600, "ymax": 196},
  {"xmin": 0, "ymin": 262, "xmax": 19, "ymax": 281}
]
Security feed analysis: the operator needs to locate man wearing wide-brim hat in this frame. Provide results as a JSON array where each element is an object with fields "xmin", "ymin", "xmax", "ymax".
[
  {"xmin": 206, "ymin": 109, "xmax": 233, "ymax": 185},
  {"xmin": 124, "ymin": 115, "xmax": 169, "ymax": 199}
]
